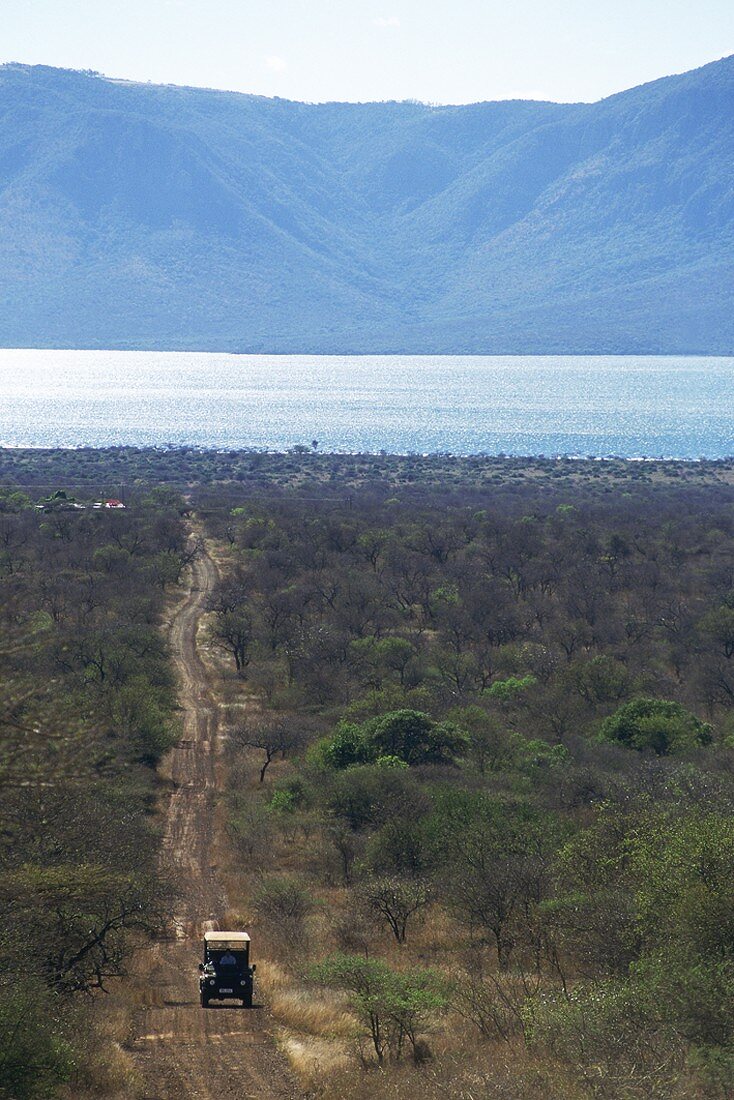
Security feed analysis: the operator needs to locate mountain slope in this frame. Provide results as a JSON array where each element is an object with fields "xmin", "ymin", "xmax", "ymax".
[{"xmin": 0, "ymin": 59, "xmax": 732, "ymax": 352}]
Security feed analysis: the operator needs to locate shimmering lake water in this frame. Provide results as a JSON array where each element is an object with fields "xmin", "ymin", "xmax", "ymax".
[{"xmin": 0, "ymin": 350, "xmax": 731, "ymax": 458}]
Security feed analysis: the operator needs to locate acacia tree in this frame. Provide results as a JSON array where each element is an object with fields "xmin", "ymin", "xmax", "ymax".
[
  {"xmin": 311, "ymin": 954, "xmax": 445, "ymax": 1063},
  {"xmin": 358, "ymin": 876, "xmax": 431, "ymax": 944},
  {"xmin": 2, "ymin": 864, "xmax": 166, "ymax": 995},
  {"xmin": 209, "ymin": 608, "xmax": 254, "ymax": 673},
  {"xmin": 230, "ymin": 716, "xmax": 306, "ymax": 782},
  {"xmin": 438, "ymin": 796, "xmax": 551, "ymax": 968},
  {"xmin": 363, "ymin": 709, "xmax": 469, "ymax": 766}
]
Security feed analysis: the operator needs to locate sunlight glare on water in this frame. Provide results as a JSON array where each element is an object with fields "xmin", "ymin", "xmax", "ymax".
[{"xmin": 0, "ymin": 350, "xmax": 731, "ymax": 458}]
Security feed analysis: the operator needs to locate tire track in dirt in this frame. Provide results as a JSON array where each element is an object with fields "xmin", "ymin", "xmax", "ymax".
[{"xmin": 130, "ymin": 527, "xmax": 299, "ymax": 1100}]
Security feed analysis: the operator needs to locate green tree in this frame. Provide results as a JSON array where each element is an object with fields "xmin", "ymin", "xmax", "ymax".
[
  {"xmin": 485, "ymin": 675, "xmax": 537, "ymax": 703},
  {"xmin": 315, "ymin": 709, "xmax": 469, "ymax": 769},
  {"xmin": 326, "ymin": 765, "xmax": 428, "ymax": 831},
  {"xmin": 209, "ymin": 609, "xmax": 254, "ymax": 674},
  {"xmin": 364, "ymin": 709, "xmax": 468, "ymax": 766},
  {"xmin": 109, "ymin": 678, "xmax": 177, "ymax": 764},
  {"xmin": 350, "ymin": 636, "xmax": 416, "ymax": 687},
  {"xmin": 312, "ymin": 722, "xmax": 376, "ymax": 769},
  {"xmin": 600, "ymin": 697, "xmax": 712, "ymax": 754},
  {"xmin": 448, "ymin": 705, "xmax": 513, "ymax": 774},
  {"xmin": 699, "ymin": 605, "xmax": 734, "ymax": 661},
  {"xmin": 311, "ymin": 954, "xmax": 445, "ymax": 1063}
]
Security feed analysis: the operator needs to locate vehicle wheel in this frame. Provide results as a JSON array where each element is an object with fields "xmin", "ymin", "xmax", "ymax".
[
  {"xmin": 200, "ymin": 993, "xmax": 209, "ymax": 1008},
  {"xmin": 242, "ymin": 990, "xmax": 253, "ymax": 1008}
]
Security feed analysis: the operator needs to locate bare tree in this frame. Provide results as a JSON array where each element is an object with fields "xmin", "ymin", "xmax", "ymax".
[
  {"xmin": 358, "ymin": 876, "xmax": 431, "ymax": 944},
  {"xmin": 209, "ymin": 608, "xmax": 254, "ymax": 673},
  {"xmin": 230, "ymin": 715, "xmax": 306, "ymax": 782}
]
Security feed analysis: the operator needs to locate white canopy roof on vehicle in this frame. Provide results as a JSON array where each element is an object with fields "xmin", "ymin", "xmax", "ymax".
[{"xmin": 204, "ymin": 931, "xmax": 250, "ymax": 943}]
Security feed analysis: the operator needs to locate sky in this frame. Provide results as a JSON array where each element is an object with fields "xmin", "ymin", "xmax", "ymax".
[{"xmin": 2, "ymin": 0, "xmax": 733, "ymax": 105}]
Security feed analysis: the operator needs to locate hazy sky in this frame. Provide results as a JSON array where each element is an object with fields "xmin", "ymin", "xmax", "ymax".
[{"xmin": 3, "ymin": 0, "xmax": 733, "ymax": 104}]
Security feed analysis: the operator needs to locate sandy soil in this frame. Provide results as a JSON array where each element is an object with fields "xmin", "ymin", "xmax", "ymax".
[{"xmin": 129, "ymin": 531, "xmax": 300, "ymax": 1099}]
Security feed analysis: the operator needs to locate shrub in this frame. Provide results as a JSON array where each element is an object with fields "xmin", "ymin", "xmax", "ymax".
[
  {"xmin": 327, "ymin": 765, "xmax": 429, "ymax": 831},
  {"xmin": 315, "ymin": 710, "xmax": 468, "ymax": 769},
  {"xmin": 268, "ymin": 775, "xmax": 311, "ymax": 813},
  {"xmin": 374, "ymin": 754, "xmax": 409, "ymax": 769},
  {"xmin": 531, "ymin": 979, "xmax": 683, "ymax": 1097},
  {"xmin": 310, "ymin": 954, "xmax": 446, "ymax": 1063},
  {"xmin": 253, "ymin": 876, "xmax": 314, "ymax": 950},
  {"xmin": 254, "ymin": 876, "xmax": 313, "ymax": 922},
  {"xmin": 312, "ymin": 723, "xmax": 376, "ymax": 769},
  {"xmin": 268, "ymin": 788, "xmax": 298, "ymax": 814},
  {"xmin": 486, "ymin": 675, "xmax": 537, "ymax": 702},
  {"xmin": 600, "ymin": 697, "xmax": 713, "ymax": 754},
  {"xmin": 511, "ymin": 736, "xmax": 570, "ymax": 775}
]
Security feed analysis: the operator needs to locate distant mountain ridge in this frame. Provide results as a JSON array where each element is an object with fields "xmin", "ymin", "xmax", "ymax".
[{"xmin": 0, "ymin": 59, "xmax": 732, "ymax": 353}]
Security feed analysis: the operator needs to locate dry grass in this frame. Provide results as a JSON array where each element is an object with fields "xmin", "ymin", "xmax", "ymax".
[
  {"xmin": 59, "ymin": 994, "xmax": 144, "ymax": 1100},
  {"xmin": 259, "ymin": 959, "xmax": 357, "ymax": 1085},
  {"xmin": 69, "ymin": 1042, "xmax": 140, "ymax": 1100},
  {"xmin": 251, "ymin": 956, "xmax": 351, "ymax": 1035},
  {"xmin": 218, "ymin": 796, "xmax": 595, "ymax": 1100},
  {"xmin": 280, "ymin": 1034, "xmax": 352, "ymax": 1087},
  {"xmin": 270, "ymin": 988, "xmax": 355, "ymax": 1039},
  {"xmin": 305, "ymin": 1037, "xmax": 585, "ymax": 1100}
]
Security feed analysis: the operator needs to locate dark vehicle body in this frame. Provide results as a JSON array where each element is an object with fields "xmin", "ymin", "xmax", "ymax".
[{"xmin": 199, "ymin": 931, "xmax": 255, "ymax": 1007}]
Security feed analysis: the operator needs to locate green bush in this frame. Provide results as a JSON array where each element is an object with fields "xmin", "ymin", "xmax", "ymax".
[
  {"xmin": 268, "ymin": 775, "xmax": 312, "ymax": 814},
  {"xmin": 485, "ymin": 675, "xmax": 537, "ymax": 702},
  {"xmin": 530, "ymin": 979, "xmax": 682, "ymax": 1096},
  {"xmin": 109, "ymin": 679, "xmax": 177, "ymax": 765},
  {"xmin": 511, "ymin": 736, "xmax": 570, "ymax": 774},
  {"xmin": 600, "ymin": 697, "xmax": 713, "ymax": 754},
  {"xmin": 327, "ymin": 765, "xmax": 427, "ymax": 831},
  {"xmin": 310, "ymin": 953, "xmax": 446, "ymax": 1063},
  {"xmin": 375, "ymin": 754, "xmax": 409, "ymax": 769},
  {"xmin": 268, "ymin": 788, "xmax": 298, "ymax": 814},
  {"xmin": 315, "ymin": 709, "xmax": 468, "ymax": 769},
  {"xmin": 365, "ymin": 709, "xmax": 468, "ymax": 765},
  {"xmin": 312, "ymin": 722, "xmax": 376, "ymax": 769}
]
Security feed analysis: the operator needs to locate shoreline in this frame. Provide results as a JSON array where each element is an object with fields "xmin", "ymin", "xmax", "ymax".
[
  {"xmin": 2, "ymin": 446, "xmax": 734, "ymax": 497},
  {"xmin": 0, "ymin": 444, "xmax": 733, "ymax": 462}
]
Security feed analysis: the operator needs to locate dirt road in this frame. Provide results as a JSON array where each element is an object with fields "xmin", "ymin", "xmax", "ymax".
[{"xmin": 130, "ymin": 537, "xmax": 299, "ymax": 1099}]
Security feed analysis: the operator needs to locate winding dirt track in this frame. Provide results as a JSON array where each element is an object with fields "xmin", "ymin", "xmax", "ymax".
[{"xmin": 130, "ymin": 536, "xmax": 299, "ymax": 1099}]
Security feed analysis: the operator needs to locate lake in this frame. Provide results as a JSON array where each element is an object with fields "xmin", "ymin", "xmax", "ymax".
[{"xmin": 0, "ymin": 350, "xmax": 731, "ymax": 458}]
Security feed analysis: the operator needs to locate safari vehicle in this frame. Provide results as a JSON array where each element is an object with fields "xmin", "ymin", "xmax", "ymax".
[{"xmin": 198, "ymin": 931, "xmax": 255, "ymax": 1007}]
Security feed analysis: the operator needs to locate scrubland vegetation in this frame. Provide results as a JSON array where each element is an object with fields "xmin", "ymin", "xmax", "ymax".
[
  {"xmin": 1, "ymin": 445, "xmax": 733, "ymax": 493},
  {"xmin": 199, "ymin": 469, "xmax": 734, "ymax": 1099},
  {"xmin": 0, "ymin": 484, "xmax": 188, "ymax": 1098},
  {"xmin": 4, "ymin": 449, "xmax": 734, "ymax": 1100}
]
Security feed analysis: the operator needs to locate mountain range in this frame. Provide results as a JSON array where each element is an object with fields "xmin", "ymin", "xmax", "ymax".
[{"xmin": 0, "ymin": 58, "xmax": 732, "ymax": 353}]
